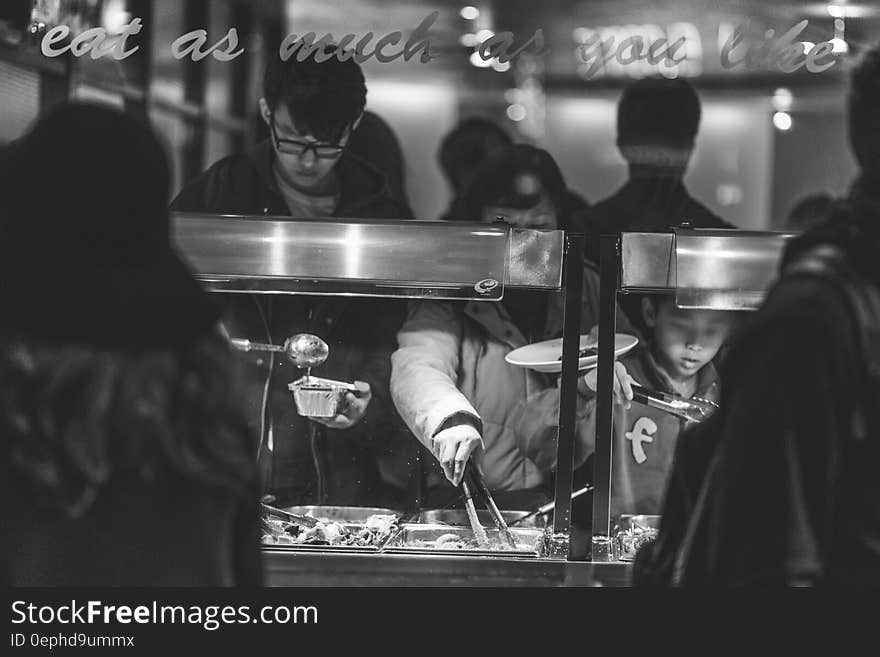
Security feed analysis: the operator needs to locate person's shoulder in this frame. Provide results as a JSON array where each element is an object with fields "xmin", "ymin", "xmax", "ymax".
[
  {"xmin": 764, "ymin": 267, "xmax": 853, "ymax": 324},
  {"xmin": 736, "ymin": 268, "xmax": 858, "ymax": 372},
  {"xmin": 171, "ymin": 150, "xmax": 263, "ymax": 212},
  {"xmin": 337, "ymin": 154, "xmax": 412, "ymax": 220},
  {"xmin": 684, "ymin": 195, "xmax": 735, "ymax": 229},
  {"xmin": 194, "ymin": 151, "xmax": 259, "ymax": 183}
]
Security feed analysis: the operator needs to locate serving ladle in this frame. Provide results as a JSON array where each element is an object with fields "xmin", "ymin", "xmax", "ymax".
[{"xmin": 230, "ymin": 333, "xmax": 330, "ymax": 374}]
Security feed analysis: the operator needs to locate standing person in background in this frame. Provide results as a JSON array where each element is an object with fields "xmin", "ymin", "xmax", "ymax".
[
  {"xmin": 0, "ymin": 103, "xmax": 261, "ymax": 586},
  {"xmin": 347, "ymin": 110, "xmax": 412, "ymax": 213},
  {"xmin": 584, "ymin": 77, "xmax": 734, "ymax": 245},
  {"xmin": 580, "ymin": 77, "xmax": 735, "ymax": 330},
  {"xmin": 437, "ymin": 117, "xmax": 513, "ymax": 221},
  {"xmin": 172, "ymin": 53, "xmax": 413, "ymax": 510}
]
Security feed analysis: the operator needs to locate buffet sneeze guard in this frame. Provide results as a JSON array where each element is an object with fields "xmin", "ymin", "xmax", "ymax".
[
  {"xmin": 592, "ymin": 229, "xmax": 796, "ymax": 561},
  {"xmin": 172, "ymin": 213, "xmax": 584, "ymax": 560}
]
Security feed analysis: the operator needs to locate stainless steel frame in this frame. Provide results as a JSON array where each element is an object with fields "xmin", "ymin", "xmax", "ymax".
[
  {"xmin": 172, "ymin": 213, "xmax": 584, "ymax": 560},
  {"xmin": 592, "ymin": 229, "xmax": 795, "ymax": 560},
  {"xmin": 172, "ymin": 213, "xmax": 565, "ymax": 299}
]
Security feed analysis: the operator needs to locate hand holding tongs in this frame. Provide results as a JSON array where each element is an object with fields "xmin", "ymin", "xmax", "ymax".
[
  {"xmin": 630, "ymin": 384, "xmax": 719, "ymax": 423},
  {"xmin": 462, "ymin": 465, "xmax": 518, "ymax": 549}
]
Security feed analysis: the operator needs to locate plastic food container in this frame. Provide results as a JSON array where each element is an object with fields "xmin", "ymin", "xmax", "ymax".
[{"xmin": 287, "ymin": 376, "xmax": 354, "ymax": 418}]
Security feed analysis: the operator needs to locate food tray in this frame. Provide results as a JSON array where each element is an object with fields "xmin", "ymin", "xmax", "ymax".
[
  {"xmin": 262, "ymin": 508, "xmax": 402, "ymax": 552},
  {"xmin": 416, "ymin": 509, "xmax": 547, "ymax": 528},
  {"xmin": 382, "ymin": 524, "xmax": 543, "ymax": 558},
  {"xmin": 262, "ymin": 520, "xmax": 386, "ymax": 552}
]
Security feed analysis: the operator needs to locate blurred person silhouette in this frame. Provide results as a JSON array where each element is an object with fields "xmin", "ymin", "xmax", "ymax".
[
  {"xmin": 348, "ymin": 110, "xmax": 412, "ymax": 213},
  {"xmin": 583, "ymin": 77, "xmax": 734, "ymax": 246},
  {"xmin": 0, "ymin": 103, "xmax": 261, "ymax": 586},
  {"xmin": 438, "ymin": 116, "xmax": 590, "ymax": 223},
  {"xmin": 582, "ymin": 77, "xmax": 735, "ymax": 330},
  {"xmin": 634, "ymin": 44, "xmax": 880, "ymax": 587},
  {"xmin": 437, "ymin": 117, "xmax": 512, "ymax": 221},
  {"xmin": 785, "ymin": 192, "xmax": 836, "ymax": 232}
]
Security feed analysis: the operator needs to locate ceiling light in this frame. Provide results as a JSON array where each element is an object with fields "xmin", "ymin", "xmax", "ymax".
[
  {"xmin": 773, "ymin": 111, "xmax": 792, "ymax": 131},
  {"xmin": 507, "ymin": 104, "xmax": 527, "ymax": 121},
  {"xmin": 460, "ymin": 6, "xmax": 480, "ymax": 21}
]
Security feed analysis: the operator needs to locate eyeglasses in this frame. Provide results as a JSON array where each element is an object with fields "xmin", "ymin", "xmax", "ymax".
[{"xmin": 268, "ymin": 113, "xmax": 346, "ymax": 159}]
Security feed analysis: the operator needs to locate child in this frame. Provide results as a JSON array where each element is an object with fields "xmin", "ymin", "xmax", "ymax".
[{"xmin": 520, "ymin": 294, "xmax": 735, "ymax": 521}]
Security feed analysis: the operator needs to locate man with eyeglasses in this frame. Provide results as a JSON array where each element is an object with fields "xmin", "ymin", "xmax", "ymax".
[{"xmin": 172, "ymin": 54, "xmax": 413, "ymax": 510}]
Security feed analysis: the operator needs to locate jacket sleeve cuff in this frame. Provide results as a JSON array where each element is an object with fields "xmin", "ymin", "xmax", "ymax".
[{"xmin": 432, "ymin": 411, "xmax": 484, "ymax": 438}]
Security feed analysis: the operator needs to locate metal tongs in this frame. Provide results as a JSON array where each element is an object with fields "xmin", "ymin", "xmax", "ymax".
[
  {"xmin": 260, "ymin": 503, "xmax": 320, "ymax": 528},
  {"xmin": 507, "ymin": 484, "xmax": 595, "ymax": 527},
  {"xmin": 630, "ymin": 384, "xmax": 719, "ymax": 423},
  {"xmin": 461, "ymin": 465, "xmax": 518, "ymax": 549}
]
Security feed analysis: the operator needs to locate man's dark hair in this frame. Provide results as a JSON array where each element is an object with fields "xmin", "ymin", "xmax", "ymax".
[
  {"xmin": 438, "ymin": 117, "xmax": 513, "ymax": 189},
  {"xmin": 848, "ymin": 45, "xmax": 880, "ymax": 176},
  {"xmin": 617, "ymin": 78, "xmax": 701, "ymax": 163},
  {"xmin": 262, "ymin": 55, "xmax": 367, "ymax": 143}
]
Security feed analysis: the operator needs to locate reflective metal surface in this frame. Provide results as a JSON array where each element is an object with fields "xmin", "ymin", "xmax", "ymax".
[
  {"xmin": 674, "ymin": 229, "xmax": 795, "ymax": 310},
  {"xmin": 620, "ymin": 232, "xmax": 676, "ymax": 291},
  {"xmin": 620, "ymin": 229, "xmax": 795, "ymax": 310},
  {"xmin": 383, "ymin": 524, "xmax": 543, "ymax": 557},
  {"xmin": 171, "ymin": 213, "xmax": 565, "ymax": 297}
]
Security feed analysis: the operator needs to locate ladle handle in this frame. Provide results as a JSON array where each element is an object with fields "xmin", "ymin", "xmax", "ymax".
[{"xmin": 230, "ymin": 338, "xmax": 284, "ymax": 353}]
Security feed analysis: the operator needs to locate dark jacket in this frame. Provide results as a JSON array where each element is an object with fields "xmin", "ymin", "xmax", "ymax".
[
  {"xmin": 580, "ymin": 176, "xmax": 735, "ymax": 264},
  {"xmin": 172, "ymin": 140, "xmax": 412, "ymax": 219},
  {"xmin": 2, "ymin": 474, "xmax": 262, "ymax": 586},
  {"xmin": 0, "ymin": 334, "xmax": 262, "ymax": 587},
  {"xmin": 643, "ymin": 181, "xmax": 880, "ymax": 586},
  {"xmin": 171, "ymin": 142, "xmax": 414, "ymax": 508},
  {"xmin": 580, "ymin": 175, "xmax": 735, "ymax": 331}
]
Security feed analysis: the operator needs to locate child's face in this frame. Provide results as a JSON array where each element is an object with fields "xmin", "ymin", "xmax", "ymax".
[{"xmin": 642, "ymin": 299, "xmax": 733, "ymax": 381}]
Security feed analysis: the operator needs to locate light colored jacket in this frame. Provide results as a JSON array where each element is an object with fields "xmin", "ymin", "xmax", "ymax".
[{"xmin": 391, "ymin": 265, "xmax": 632, "ymax": 491}]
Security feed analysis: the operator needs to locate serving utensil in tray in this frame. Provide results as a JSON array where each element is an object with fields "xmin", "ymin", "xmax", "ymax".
[
  {"xmin": 261, "ymin": 503, "xmax": 319, "ymax": 528},
  {"xmin": 460, "ymin": 479, "xmax": 491, "ymax": 548},
  {"xmin": 282, "ymin": 506, "xmax": 402, "ymax": 523},
  {"xmin": 416, "ymin": 509, "xmax": 548, "ymax": 528},
  {"xmin": 464, "ymin": 467, "xmax": 518, "ymax": 549},
  {"xmin": 382, "ymin": 524, "xmax": 543, "ymax": 557},
  {"xmin": 507, "ymin": 484, "xmax": 594, "ymax": 527}
]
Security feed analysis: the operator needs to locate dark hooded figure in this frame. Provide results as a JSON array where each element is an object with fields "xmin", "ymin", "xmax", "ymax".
[
  {"xmin": 0, "ymin": 103, "xmax": 261, "ymax": 586},
  {"xmin": 635, "ymin": 45, "xmax": 880, "ymax": 587}
]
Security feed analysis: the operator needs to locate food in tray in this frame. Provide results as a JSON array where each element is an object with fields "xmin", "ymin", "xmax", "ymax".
[
  {"xmin": 410, "ymin": 533, "xmax": 523, "ymax": 551},
  {"xmin": 261, "ymin": 513, "xmax": 398, "ymax": 547}
]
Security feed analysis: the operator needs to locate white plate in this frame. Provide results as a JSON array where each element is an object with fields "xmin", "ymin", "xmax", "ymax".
[{"xmin": 505, "ymin": 333, "xmax": 639, "ymax": 373}]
